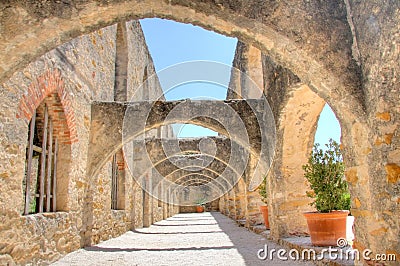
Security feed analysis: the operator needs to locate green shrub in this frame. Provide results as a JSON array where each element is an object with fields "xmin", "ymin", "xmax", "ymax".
[
  {"xmin": 303, "ymin": 139, "xmax": 351, "ymax": 213},
  {"xmin": 258, "ymin": 176, "xmax": 268, "ymax": 204}
]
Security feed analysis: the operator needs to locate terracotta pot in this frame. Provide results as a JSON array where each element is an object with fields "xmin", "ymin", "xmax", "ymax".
[
  {"xmin": 196, "ymin": 205, "xmax": 204, "ymax": 213},
  {"xmin": 304, "ymin": 210, "xmax": 349, "ymax": 246},
  {"xmin": 259, "ymin": 205, "xmax": 270, "ymax": 229}
]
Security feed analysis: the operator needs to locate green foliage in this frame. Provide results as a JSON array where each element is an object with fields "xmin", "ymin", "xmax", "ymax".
[
  {"xmin": 194, "ymin": 197, "xmax": 206, "ymax": 206},
  {"xmin": 258, "ymin": 176, "xmax": 268, "ymax": 204},
  {"xmin": 29, "ymin": 198, "xmax": 36, "ymax": 214},
  {"xmin": 302, "ymin": 139, "xmax": 351, "ymax": 213}
]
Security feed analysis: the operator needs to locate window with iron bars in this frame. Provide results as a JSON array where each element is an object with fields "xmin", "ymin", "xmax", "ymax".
[{"xmin": 23, "ymin": 105, "xmax": 58, "ymax": 214}]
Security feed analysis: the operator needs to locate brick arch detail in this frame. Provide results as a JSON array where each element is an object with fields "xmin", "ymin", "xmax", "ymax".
[{"xmin": 16, "ymin": 69, "xmax": 78, "ymax": 144}]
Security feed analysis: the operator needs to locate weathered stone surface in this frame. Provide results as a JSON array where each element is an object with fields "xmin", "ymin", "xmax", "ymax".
[
  {"xmin": 0, "ymin": 0, "xmax": 364, "ymax": 120},
  {"xmin": 132, "ymin": 137, "xmax": 250, "ymax": 201},
  {"xmin": 0, "ymin": 20, "xmax": 176, "ymax": 265},
  {"xmin": 0, "ymin": 0, "xmax": 399, "ymax": 264},
  {"xmin": 227, "ymin": 41, "xmax": 264, "ymax": 99},
  {"xmin": 88, "ymin": 99, "xmax": 275, "ymax": 192},
  {"xmin": 347, "ymin": 1, "xmax": 400, "ymax": 260},
  {"xmin": 0, "ymin": 254, "xmax": 16, "ymax": 266},
  {"xmin": 218, "ymin": 2, "xmax": 400, "ymax": 262}
]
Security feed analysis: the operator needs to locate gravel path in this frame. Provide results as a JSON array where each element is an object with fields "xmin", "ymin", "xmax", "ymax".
[{"xmin": 52, "ymin": 212, "xmax": 314, "ymax": 266}]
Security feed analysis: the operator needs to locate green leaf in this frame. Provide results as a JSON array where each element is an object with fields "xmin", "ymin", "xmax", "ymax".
[{"xmin": 302, "ymin": 139, "xmax": 351, "ymax": 213}]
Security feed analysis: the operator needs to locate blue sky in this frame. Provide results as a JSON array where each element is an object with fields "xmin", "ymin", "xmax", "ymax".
[
  {"xmin": 315, "ymin": 105, "xmax": 341, "ymax": 146},
  {"xmin": 140, "ymin": 18, "xmax": 235, "ymax": 137},
  {"xmin": 139, "ymin": 18, "xmax": 341, "ymax": 145}
]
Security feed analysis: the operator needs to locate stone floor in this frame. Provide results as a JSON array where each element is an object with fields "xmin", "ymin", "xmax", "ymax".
[
  {"xmin": 279, "ymin": 237, "xmax": 355, "ymax": 266},
  {"xmin": 52, "ymin": 212, "xmax": 314, "ymax": 266}
]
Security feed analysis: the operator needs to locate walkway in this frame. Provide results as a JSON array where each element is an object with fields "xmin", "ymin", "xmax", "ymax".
[{"xmin": 52, "ymin": 212, "xmax": 313, "ymax": 266}]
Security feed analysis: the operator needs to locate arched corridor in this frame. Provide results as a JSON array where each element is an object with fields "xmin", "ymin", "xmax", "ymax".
[{"xmin": 0, "ymin": 1, "xmax": 398, "ymax": 265}]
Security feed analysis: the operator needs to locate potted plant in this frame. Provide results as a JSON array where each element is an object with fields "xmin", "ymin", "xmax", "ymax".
[
  {"xmin": 194, "ymin": 198, "xmax": 206, "ymax": 213},
  {"xmin": 303, "ymin": 139, "xmax": 351, "ymax": 246},
  {"xmin": 258, "ymin": 176, "xmax": 270, "ymax": 229}
]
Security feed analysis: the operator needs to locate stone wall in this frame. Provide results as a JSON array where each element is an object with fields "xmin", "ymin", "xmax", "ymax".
[
  {"xmin": 217, "ymin": 2, "xmax": 400, "ymax": 262},
  {"xmin": 179, "ymin": 206, "xmax": 197, "ymax": 213},
  {"xmin": 0, "ymin": 24, "xmax": 117, "ymax": 265},
  {"xmin": 127, "ymin": 21, "xmax": 162, "ymax": 101},
  {"xmin": 0, "ymin": 0, "xmax": 399, "ymax": 263},
  {"xmin": 82, "ymin": 20, "xmax": 172, "ymax": 247},
  {"xmin": 347, "ymin": 1, "xmax": 400, "ymax": 259},
  {"xmin": 222, "ymin": 41, "xmax": 266, "ymax": 229},
  {"xmin": 0, "ymin": 21, "xmax": 177, "ymax": 265},
  {"xmin": 227, "ymin": 41, "xmax": 264, "ymax": 99}
]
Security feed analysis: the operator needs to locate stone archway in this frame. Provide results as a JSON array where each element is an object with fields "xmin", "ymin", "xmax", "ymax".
[
  {"xmin": 2, "ymin": 0, "xmax": 369, "ymax": 236},
  {"xmin": 2, "ymin": 3, "xmax": 371, "ymax": 238},
  {"xmin": 269, "ymin": 84, "xmax": 326, "ymax": 238},
  {"xmin": 1, "ymin": 0, "xmax": 398, "ymax": 261},
  {"xmin": 267, "ymin": 82, "xmax": 377, "ymax": 260},
  {"xmin": 173, "ymin": 174, "xmax": 226, "ymax": 191},
  {"xmin": 161, "ymin": 164, "xmax": 235, "ymax": 193},
  {"xmin": 88, "ymin": 99, "xmax": 273, "ymax": 192},
  {"xmin": 0, "ymin": 1, "xmax": 363, "ymax": 122},
  {"xmin": 129, "ymin": 134, "xmax": 254, "ymax": 206}
]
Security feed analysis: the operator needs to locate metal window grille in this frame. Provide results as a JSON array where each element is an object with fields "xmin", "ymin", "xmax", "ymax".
[{"xmin": 23, "ymin": 105, "xmax": 58, "ymax": 215}]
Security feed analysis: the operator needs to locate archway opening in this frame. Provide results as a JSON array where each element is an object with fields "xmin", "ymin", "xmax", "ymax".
[
  {"xmin": 271, "ymin": 84, "xmax": 355, "ymax": 244},
  {"xmin": 140, "ymin": 18, "xmax": 237, "ymax": 141},
  {"xmin": 314, "ymin": 104, "xmax": 341, "ymax": 147},
  {"xmin": 140, "ymin": 18, "xmax": 237, "ymax": 73},
  {"xmin": 174, "ymin": 124, "xmax": 218, "ymax": 139}
]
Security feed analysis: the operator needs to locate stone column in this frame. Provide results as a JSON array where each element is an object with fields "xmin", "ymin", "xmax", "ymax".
[
  {"xmin": 348, "ymin": 1, "xmax": 400, "ymax": 260},
  {"xmin": 228, "ymin": 41, "xmax": 264, "ymax": 99},
  {"xmin": 143, "ymin": 173, "xmax": 152, "ymax": 227}
]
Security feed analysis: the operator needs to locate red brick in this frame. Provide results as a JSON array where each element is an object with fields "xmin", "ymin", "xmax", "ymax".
[{"xmin": 16, "ymin": 69, "xmax": 78, "ymax": 144}]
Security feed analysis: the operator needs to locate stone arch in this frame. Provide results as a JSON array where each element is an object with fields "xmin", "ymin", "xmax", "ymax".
[
  {"xmin": 1, "ymin": 0, "xmax": 387, "ymax": 257},
  {"xmin": 268, "ymin": 84, "xmax": 326, "ymax": 238},
  {"xmin": 268, "ymin": 83, "xmax": 372, "ymax": 244},
  {"xmin": 3, "ymin": 2, "xmax": 371, "ymax": 221},
  {"xmin": 165, "ymin": 165, "xmax": 229, "ymax": 181},
  {"xmin": 173, "ymin": 173, "xmax": 226, "ymax": 190},
  {"xmin": 169, "ymin": 177, "xmax": 224, "ymax": 206},
  {"xmin": 150, "ymin": 158, "xmax": 243, "ymax": 205},
  {"xmin": 16, "ymin": 69, "xmax": 78, "ymax": 144},
  {"xmin": 150, "ymin": 154, "xmax": 244, "ymax": 194},
  {"xmin": 163, "ymin": 167, "xmax": 233, "ymax": 194},
  {"xmin": 152, "ymin": 154, "xmax": 243, "ymax": 180},
  {"xmin": 175, "ymin": 180, "xmax": 222, "ymax": 194},
  {"xmin": 18, "ymin": 70, "xmax": 77, "ymax": 212},
  {"xmin": 174, "ymin": 176, "xmax": 224, "ymax": 192},
  {"xmin": 90, "ymin": 99, "xmax": 270, "ymax": 191},
  {"xmin": 1, "ymin": 1, "xmax": 365, "ymax": 128},
  {"xmin": 140, "ymin": 137, "xmax": 240, "ymax": 175}
]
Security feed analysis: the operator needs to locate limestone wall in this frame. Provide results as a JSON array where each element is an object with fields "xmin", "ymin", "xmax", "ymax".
[
  {"xmin": 127, "ymin": 21, "xmax": 162, "ymax": 101},
  {"xmin": 84, "ymin": 20, "xmax": 168, "ymax": 247},
  {"xmin": 227, "ymin": 41, "xmax": 264, "ymax": 99},
  {"xmin": 347, "ymin": 1, "xmax": 400, "ymax": 258},
  {"xmin": 221, "ymin": 41, "xmax": 266, "ymax": 229},
  {"xmin": 0, "ymin": 21, "xmax": 176, "ymax": 265},
  {"xmin": 218, "ymin": 2, "xmax": 400, "ymax": 260},
  {"xmin": 0, "ymin": 24, "xmax": 117, "ymax": 265},
  {"xmin": 0, "ymin": 0, "xmax": 398, "ymax": 262}
]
